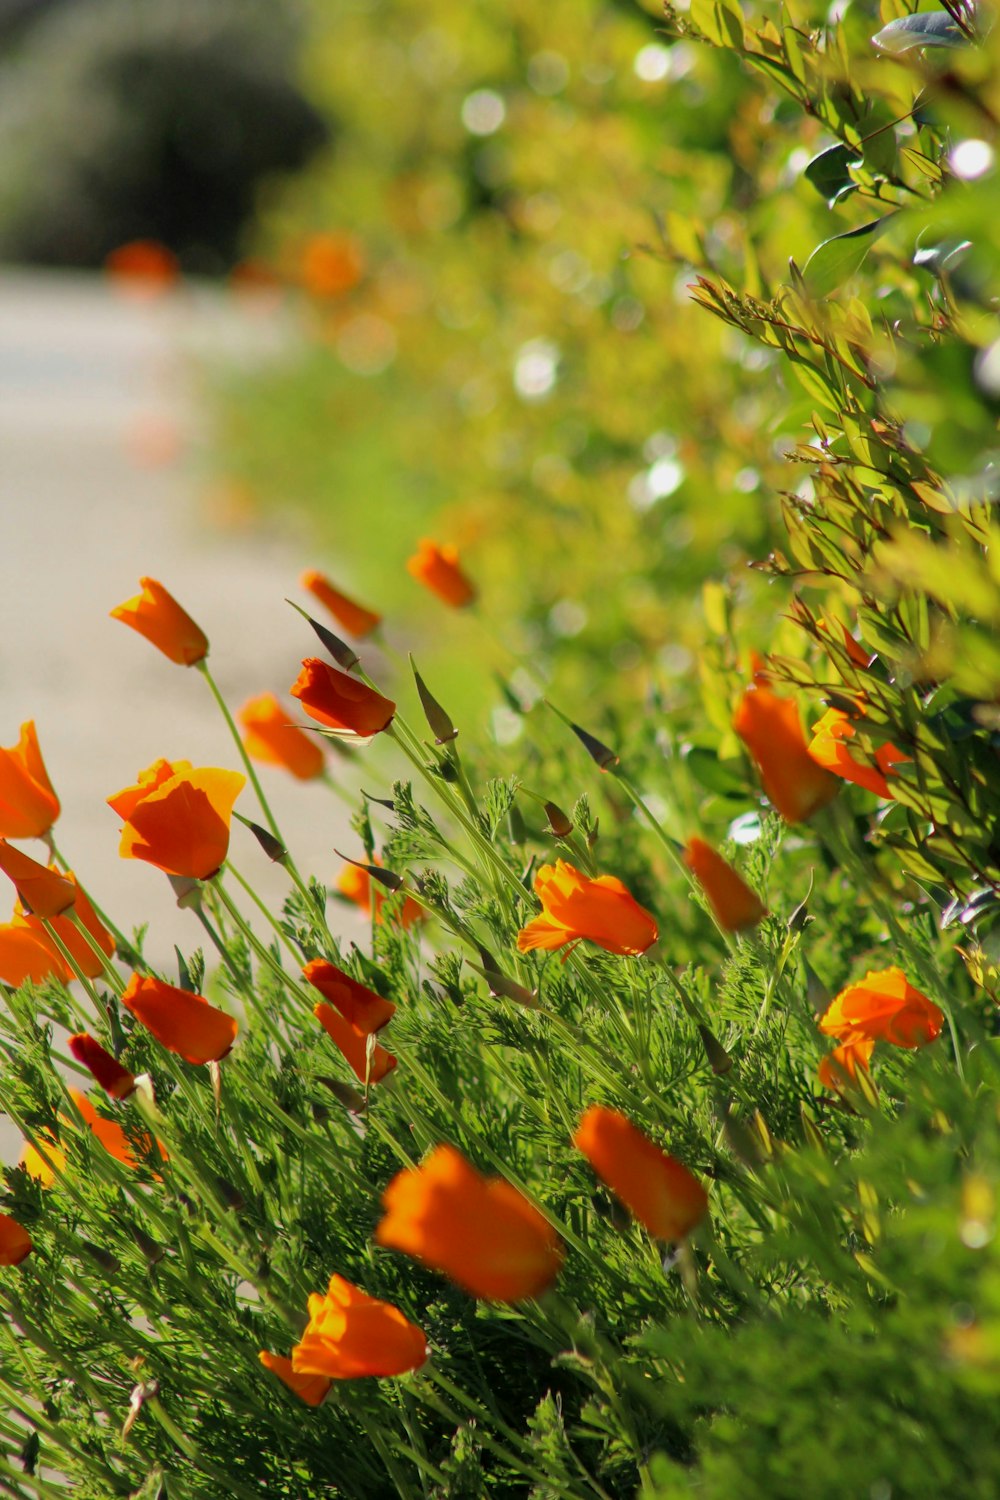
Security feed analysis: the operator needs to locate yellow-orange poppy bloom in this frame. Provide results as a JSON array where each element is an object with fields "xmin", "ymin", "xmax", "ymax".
[
  {"xmin": 20, "ymin": 1136, "xmax": 66, "ymax": 1186},
  {"xmin": 683, "ymin": 838, "xmax": 767, "ymax": 932},
  {"xmin": 303, "ymin": 959, "xmax": 396, "ymax": 1033},
  {"xmin": 0, "ymin": 841, "xmax": 75, "ymax": 919},
  {"xmin": 290, "ymin": 659, "xmax": 395, "ymax": 740},
  {"xmin": 259, "ymin": 1350, "xmax": 332, "ymax": 1406},
  {"xmin": 819, "ymin": 967, "xmax": 944, "ymax": 1049},
  {"xmin": 300, "ymin": 570, "xmax": 381, "ymax": 639},
  {"xmin": 573, "ymin": 1106, "xmax": 709, "ymax": 1241},
  {"xmin": 291, "ymin": 1274, "xmax": 427, "ymax": 1379},
  {"xmin": 108, "ymin": 759, "xmax": 245, "ymax": 879},
  {"xmin": 15, "ymin": 869, "xmax": 114, "ymax": 980},
  {"xmin": 122, "ymin": 973, "xmax": 238, "ymax": 1064},
  {"xmin": 0, "ymin": 1214, "xmax": 33, "ymax": 1266},
  {"xmin": 817, "ymin": 1034, "xmax": 875, "ymax": 1093},
  {"xmin": 110, "ymin": 577, "xmax": 208, "ymax": 666},
  {"xmin": 0, "ymin": 721, "xmax": 60, "ymax": 839},
  {"xmin": 68, "ymin": 1033, "xmax": 136, "ymax": 1099},
  {"xmin": 517, "ymin": 860, "xmax": 658, "ymax": 957},
  {"xmin": 809, "ymin": 708, "xmax": 909, "ymax": 800},
  {"xmin": 732, "ymin": 681, "xmax": 839, "ymax": 824},
  {"xmin": 375, "ymin": 1144, "xmax": 564, "ymax": 1302},
  {"xmin": 406, "ymin": 540, "xmax": 477, "ymax": 609},
  {"xmin": 336, "ymin": 859, "xmax": 423, "ymax": 929},
  {"xmin": 314, "ymin": 1002, "xmax": 396, "ymax": 1084},
  {"xmin": 238, "ymin": 694, "xmax": 325, "ymax": 781}
]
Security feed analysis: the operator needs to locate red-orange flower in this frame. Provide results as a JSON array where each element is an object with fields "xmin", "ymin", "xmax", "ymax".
[
  {"xmin": 406, "ymin": 540, "xmax": 477, "ymax": 609},
  {"xmin": 299, "ymin": 233, "xmax": 364, "ymax": 298},
  {"xmin": 0, "ymin": 721, "xmax": 60, "ymax": 838},
  {"xmin": 108, "ymin": 759, "xmax": 245, "ymax": 879},
  {"xmin": 0, "ymin": 1214, "xmax": 32, "ymax": 1266},
  {"xmin": 110, "ymin": 577, "xmax": 208, "ymax": 666},
  {"xmin": 238, "ymin": 694, "xmax": 325, "ymax": 781},
  {"xmin": 817, "ymin": 1034, "xmax": 875, "ymax": 1093},
  {"xmin": 732, "ymin": 680, "xmax": 839, "ymax": 824},
  {"xmin": 259, "ymin": 1351, "xmax": 332, "ymax": 1406},
  {"xmin": 290, "ymin": 659, "xmax": 395, "ymax": 740},
  {"xmin": 336, "ymin": 859, "xmax": 423, "ymax": 929},
  {"xmin": 683, "ymin": 838, "xmax": 767, "ymax": 932},
  {"xmin": 68, "ymin": 1033, "xmax": 136, "ymax": 1100},
  {"xmin": 122, "ymin": 973, "xmax": 238, "ymax": 1064},
  {"xmin": 0, "ymin": 842, "xmax": 75, "ymax": 918},
  {"xmin": 291, "ymin": 1275, "xmax": 427, "ymax": 1379},
  {"xmin": 105, "ymin": 240, "xmax": 180, "ymax": 294},
  {"xmin": 0, "ymin": 922, "xmax": 69, "ymax": 986},
  {"xmin": 809, "ymin": 708, "xmax": 909, "ymax": 800},
  {"xmin": 301, "ymin": 570, "xmax": 381, "ymax": 639},
  {"xmin": 517, "ymin": 860, "xmax": 658, "ymax": 957},
  {"xmin": 375, "ymin": 1144, "xmax": 564, "ymax": 1302},
  {"xmin": 15, "ymin": 869, "xmax": 114, "ymax": 979},
  {"xmin": 819, "ymin": 967, "xmax": 944, "ymax": 1049},
  {"xmin": 574, "ymin": 1106, "xmax": 709, "ymax": 1241},
  {"xmin": 314, "ymin": 1002, "xmax": 396, "ymax": 1083},
  {"xmin": 303, "ymin": 959, "xmax": 396, "ymax": 1033}
]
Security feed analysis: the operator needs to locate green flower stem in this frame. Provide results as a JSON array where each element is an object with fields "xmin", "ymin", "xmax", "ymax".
[
  {"xmin": 344, "ymin": 1395, "xmax": 421, "ymax": 1500},
  {"xmin": 223, "ymin": 860, "xmax": 305, "ymax": 963},
  {"xmin": 67, "ymin": 910, "xmax": 125, "ymax": 994},
  {"xmin": 46, "ymin": 837, "xmax": 133, "ymax": 956},
  {"xmin": 192, "ymin": 896, "xmax": 289, "ymax": 1052},
  {"xmin": 197, "ymin": 658, "xmax": 284, "ymax": 841},
  {"xmin": 145, "ymin": 1395, "xmax": 264, "ymax": 1500},
  {"xmin": 36, "ymin": 922, "xmax": 101, "ymax": 1027},
  {"xmin": 210, "ymin": 876, "xmax": 317, "ymax": 1018}
]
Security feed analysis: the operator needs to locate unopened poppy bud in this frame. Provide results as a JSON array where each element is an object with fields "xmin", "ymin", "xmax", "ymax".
[
  {"xmin": 234, "ymin": 812, "xmax": 287, "ymax": 863},
  {"xmin": 507, "ymin": 804, "xmax": 527, "ymax": 845},
  {"xmin": 410, "ymin": 658, "xmax": 458, "ymax": 744},
  {"xmin": 803, "ymin": 956, "xmax": 831, "ymax": 1016},
  {"xmin": 544, "ymin": 801, "xmax": 574, "ymax": 838},
  {"xmin": 68, "ymin": 1033, "xmax": 136, "ymax": 1100},
  {"xmin": 476, "ymin": 965, "xmax": 540, "ymax": 1010},
  {"xmin": 787, "ymin": 895, "xmax": 812, "ymax": 933},
  {"xmin": 362, "ymin": 790, "xmax": 395, "ymax": 811},
  {"xmin": 720, "ymin": 1105, "xmax": 765, "ymax": 1168},
  {"xmin": 129, "ymin": 1223, "xmax": 165, "ymax": 1266},
  {"xmin": 697, "ymin": 1024, "xmax": 733, "ymax": 1076},
  {"xmin": 287, "ymin": 600, "xmax": 360, "ymax": 673},
  {"xmin": 799, "ymin": 1105, "xmax": 826, "ymax": 1154},
  {"xmin": 20, "ymin": 1428, "xmax": 39, "ymax": 1475},
  {"xmin": 80, "ymin": 1239, "xmax": 121, "ymax": 1275},
  {"xmin": 823, "ymin": 691, "xmax": 862, "ymax": 716},
  {"xmin": 334, "ymin": 851, "xmax": 403, "ymax": 892},
  {"xmin": 318, "ymin": 1076, "xmax": 368, "ymax": 1113},
  {"xmin": 215, "ymin": 1176, "xmax": 245, "ymax": 1212},
  {"xmin": 570, "ymin": 720, "xmax": 620, "ymax": 771}
]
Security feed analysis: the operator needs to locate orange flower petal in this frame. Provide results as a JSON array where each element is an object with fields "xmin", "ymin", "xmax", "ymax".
[
  {"xmin": 122, "ymin": 973, "xmax": 238, "ymax": 1064},
  {"xmin": 238, "ymin": 693, "xmax": 326, "ymax": 781},
  {"xmin": 299, "ymin": 234, "xmax": 364, "ymax": 298},
  {"xmin": 303, "ymin": 959, "xmax": 396, "ymax": 1033},
  {"xmin": 290, "ymin": 1274, "xmax": 426, "ymax": 1379},
  {"xmin": 573, "ymin": 1106, "xmax": 709, "ymax": 1241},
  {"xmin": 16, "ymin": 869, "xmax": 115, "ymax": 979},
  {"xmin": 66, "ymin": 1089, "xmax": 164, "ymax": 1171},
  {"xmin": 817, "ymin": 1034, "xmax": 875, "ymax": 1092},
  {"xmin": 683, "ymin": 837, "xmax": 767, "ymax": 933},
  {"xmin": 733, "ymin": 681, "xmax": 839, "ymax": 824},
  {"xmin": 259, "ymin": 1350, "xmax": 332, "ymax": 1406},
  {"xmin": 406, "ymin": 540, "xmax": 477, "ymax": 609},
  {"xmin": 0, "ymin": 842, "xmax": 76, "ymax": 918},
  {"xmin": 109, "ymin": 762, "xmax": 245, "ymax": 879},
  {"xmin": 0, "ymin": 721, "xmax": 60, "ymax": 838},
  {"xmin": 110, "ymin": 577, "xmax": 208, "ymax": 666},
  {"xmin": 300, "ymin": 570, "xmax": 381, "ymax": 639},
  {"xmin": 314, "ymin": 1003, "xmax": 395, "ymax": 1083},
  {"xmin": 0, "ymin": 1213, "xmax": 33, "ymax": 1266},
  {"xmin": 516, "ymin": 860, "xmax": 658, "ymax": 957},
  {"xmin": 335, "ymin": 859, "xmax": 423, "ymax": 929},
  {"xmin": 809, "ymin": 708, "xmax": 909, "ymax": 800},
  {"xmin": 290, "ymin": 660, "xmax": 395, "ymax": 740},
  {"xmin": 0, "ymin": 922, "xmax": 69, "ymax": 986},
  {"xmin": 819, "ymin": 967, "xmax": 943, "ymax": 1049}
]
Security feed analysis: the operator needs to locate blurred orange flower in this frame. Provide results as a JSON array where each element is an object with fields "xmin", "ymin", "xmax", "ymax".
[
  {"xmin": 573, "ymin": 1106, "xmax": 708, "ymax": 1241},
  {"xmin": 819, "ymin": 967, "xmax": 944, "ymax": 1049},
  {"xmin": 817, "ymin": 1034, "xmax": 875, "ymax": 1093},
  {"xmin": 336, "ymin": 859, "xmax": 423, "ymax": 928},
  {"xmin": 0, "ymin": 841, "xmax": 75, "ymax": 918},
  {"xmin": 122, "ymin": 973, "xmax": 238, "ymax": 1064},
  {"xmin": 110, "ymin": 577, "xmax": 208, "ymax": 666},
  {"xmin": 291, "ymin": 1274, "xmax": 426, "ymax": 1380},
  {"xmin": 732, "ymin": 680, "xmax": 839, "ymax": 823},
  {"xmin": 259, "ymin": 1351, "xmax": 332, "ymax": 1406},
  {"xmin": 809, "ymin": 708, "xmax": 909, "ymax": 800},
  {"xmin": 406, "ymin": 540, "xmax": 476, "ymax": 608},
  {"xmin": 238, "ymin": 693, "xmax": 325, "ymax": 781},
  {"xmin": 683, "ymin": 837, "xmax": 766, "ymax": 932},
  {"xmin": 0, "ymin": 721, "xmax": 60, "ymax": 838},
  {"xmin": 0, "ymin": 1214, "xmax": 32, "ymax": 1266},
  {"xmin": 15, "ymin": 869, "xmax": 114, "ymax": 979},
  {"xmin": 290, "ymin": 659, "xmax": 395, "ymax": 740},
  {"xmin": 303, "ymin": 959, "xmax": 396, "ymax": 1033},
  {"xmin": 67, "ymin": 1089, "xmax": 162, "ymax": 1171},
  {"xmin": 68, "ymin": 1033, "xmax": 136, "ymax": 1100},
  {"xmin": 314, "ymin": 1002, "xmax": 396, "ymax": 1083},
  {"xmin": 299, "ymin": 233, "xmax": 365, "ymax": 298},
  {"xmin": 0, "ymin": 922, "xmax": 69, "ymax": 986},
  {"xmin": 105, "ymin": 240, "xmax": 180, "ymax": 295},
  {"xmin": 108, "ymin": 759, "xmax": 245, "ymax": 879},
  {"xmin": 517, "ymin": 859, "xmax": 658, "ymax": 957},
  {"xmin": 375, "ymin": 1144, "xmax": 564, "ymax": 1301},
  {"xmin": 301, "ymin": 569, "xmax": 381, "ymax": 639}
]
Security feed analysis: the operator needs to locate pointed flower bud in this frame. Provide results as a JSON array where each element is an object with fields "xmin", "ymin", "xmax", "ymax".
[
  {"xmin": 288, "ymin": 600, "xmax": 361, "ymax": 673},
  {"xmin": 68, "ymin": 1033, "xmax": 136, "ymax": 1100},
  {"xmin": 300, "ymin": 569, "xmax": 381, "ymax": 639},
  {"xmin": 570, "ymin": 721, "xmax": 620, "ymax": 772},
  {"xmin": 110, "ymin": 577, "xmax": 208, "ymax": 666},
  {"xmin": 0, "ymin": 841, "xmax": 75, "ymax": 918},
  {"xmin": 543, "ymin": 802, "xmax": 574, "ymax": 838},
  {"xmin": 410, "ymin": 659, "xmax": 458, "ymax": 744},
  {"xmin": 683, "ymin": 837, "xmax": 766, "ymax": 933},
  {"xmin": 406, "ymin": 539, "xmax": 476, "ymax": 608},
  {"xmin": 291, "ymin": 659, "xmax": 394, "ymax": 740},
  {"xmin": 234, "ymin": 812, "xmax": 287, "ymax": 863}
]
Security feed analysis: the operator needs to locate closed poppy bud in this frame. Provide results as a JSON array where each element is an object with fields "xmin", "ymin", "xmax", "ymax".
[
  {"xmin": 406, "ymin": 540, "xmax": 476, "ymax": 609},
  {"xmin": 375, "ymin": 1144, "xmax": 564, "ymax": 1302},
  {"xmin": 68, "ymin": 1033, "xmax": 136, "ymax": 1099},
  {"xmin": 122, "ymin": 973, "xmax": 238, "ymax": 1064},
  {"xmin": 0, "ymin": 721, "xmax": 60, "ymax": 839},
  {"xmin": 300, "ymin": 570, "xmax": 381, "ymax": 639},
  {"xmin": 110, "ymin": 577, "xmax": 208, "ymax": 666},
  {"xmin": 809, "ymin": 708, "xmax": 909, "ymax": 800},
  {"xmin": 259, "ymin": 1350, "xmax": 332, "ymax": 1406},
  {"xmin": 291, "ymin": 1274, "xmax": 427, "ymax": 1380},
  {"xmin": 573, "ymin": 1106, "xmax": 708, "ymax": 1242},
  {"xmin": 683, "ymin": 837, "xmax": 767, "ymax": 932},
  {"xmin": 733, "ymin": 681, "xmax": 839, "ymax": 824},
  {"xmin": 238, "ymin": 694, "xmax": 325, "ymax": 781},
  {"xmin": 0, "ymin": 923, "xmax": 70, "ymax": 986},
  {"xmin": 336, "ymin": 859, "xmax": 423, "ymax": 929},
  {"xmin": 314, "ymin": 1002, "xmax": 396, "ymax": 1083},
  {"xmin": 0, "ymin": 842, "xmax": 75, "ymax": 919},
  {"xmin": 108, "ymin": 760, "xmax": 246, "ymax": 879},
  {"xmin": 20, "ymin": 1136, "xmax": 66, "ymax": 1186},
  {"xmin": 819, "ymin": 967, "xmax": 943, "ymax": 1049},
  {"xmin": 303, "ymin": 959, "xmax": 396, "ymax": 1033},
  {"xmin": 817, "ymin": 1034, "xmax": 875, "ymax": 1093},
  {"xmin": 517, "ymin": 859, "xmax": 658, "ymax": 957},
  {"xmin": 290, "ymin": 659, "xmax": 395, "ymax": 741},
  {"xmin": 16, "ymin": 870, "xmax": 114, "ymax": 979},
  {"xmin": 0, "ymin": 1213, "xmax": 32, "ymax": 1266}
]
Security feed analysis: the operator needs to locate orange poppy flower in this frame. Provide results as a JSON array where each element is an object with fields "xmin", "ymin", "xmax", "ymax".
[
  {"xmin": 238, "ymin": 694, "xmax": 325, "ymax": 781},
  {"xmin": 291, "ymin": 1274, "xmax": 427, "ymax": 1380},
  {"xmin": 15, "ymin": 869, "xmax": 114, "ymax": 980},
  {"xmin": 299, "ymin": 233, "xmax": 365, "ymax": 298},
  {"xmin": 110, "ymin": 577, "xmax": 208, "ymax": 666},
  {"xmin": 20, "ymin": 1136, "xmax": 66, "ymax": 1186},
  {"xmin": 258, "ymin": 1350, "xmax": 332, "ymax": 1406},
  {"xmin": 108, "ymin": 759, "xmax": 246, "ymax": 879},
  {"xmin": 66, "ymin": 1089, "xmax": 162, "ymax": 1171},
  {"xmin": 0, "ymin": 842, "xmax": 75, "ymax": 919},
  {"xmin": 0, "ymin": 1214, "xmax": 32, "ymax": 1266},
  {"xmin": 732, "ymin": 680, "xmax": 839, "ymax": 824},
  {"xmin": 300, "ymin": 570, "xmax": 382, "ymax": 639},
  {"xmin": 0, "ymin": 923, "xmax": 69, "ymax": 986},
  {"xmin": 336, "ymin": 859, "xmax": 423, "ymax": 929},
  {"xmin": 68, "ymin": 1033, "xmax": 136, "ymax": 1100},
  {"xmin": 819, "ymin": 967, "xmax": 944, "ymax": 1049},
  {"xmin": 122, "ymin": 973, "xmax": 238, "ymax": 1064},
  {"xmin": 573, "ymin": 1106, "xmax": 708, "ymax": 1241},
  {"xmin": 809, "ymin": 708, "xmax": 909, "ymax": 800},
  {"xmin": 683, "ymin": 838, "xmax": 767, "ymax": 933},
  {"xmin": 105, "ymin": 240, "xmax": 180, "ymax": 295},
  {"xmin": 516, "ymin": 860, "xmax": 658, "ymax": 957},
  {"xmin": 375, "ymin": 1144, "xmax": 564, "ymax": 1302},
  {"xmin": 290, "ymin": 659, "xmax": 395, "ymax": 741},
  {"xmin": 817, "ymin": 1034, "xmax": 875, "ymax": 1093},
  {"xmin": 406, "ymin": 540, "xmax": 477, "ymax": 609},
  {"xmin": 303, "ymin": 959, "xmax": 396, "ymax": 1033},
  {"xmin": 0, "ymin": 721, "xmax": 60, "ymax": 839},
  {"xmin": 314, "ymin": 1002, "xmax": 396, "ymax": 1083}
]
